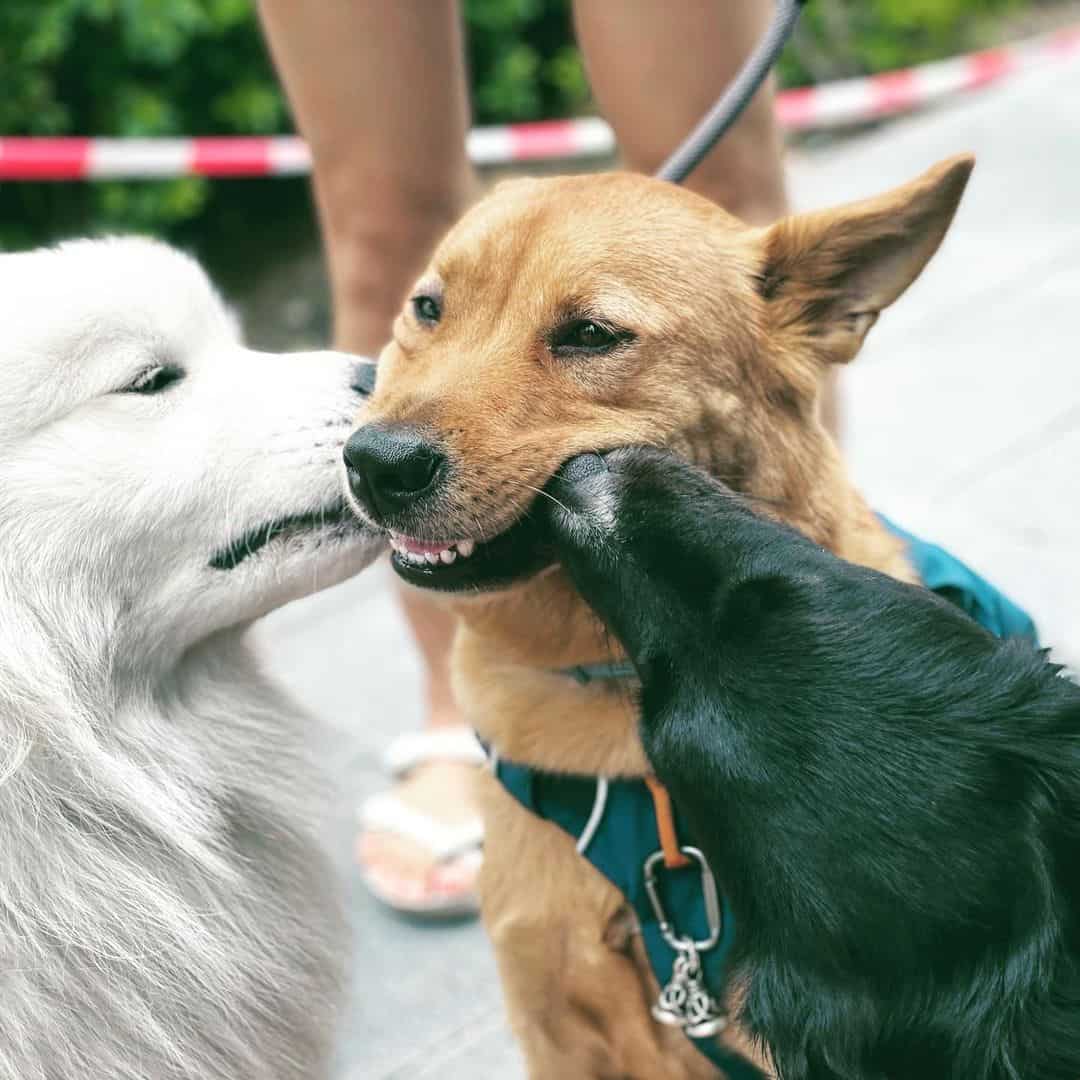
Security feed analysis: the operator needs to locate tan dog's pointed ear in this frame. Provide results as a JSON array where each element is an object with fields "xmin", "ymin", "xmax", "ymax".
[{"xmin": 757, "ymin": 154, "xmax": 974, "ymax": 364}]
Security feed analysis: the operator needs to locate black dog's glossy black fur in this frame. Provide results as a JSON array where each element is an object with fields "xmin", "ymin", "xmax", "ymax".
[{"xmin": 542, "ymin": 447, "xmax": 1080, "ymax": 1080}]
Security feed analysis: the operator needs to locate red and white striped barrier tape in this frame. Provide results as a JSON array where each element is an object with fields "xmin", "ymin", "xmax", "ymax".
[
  {"xmin": 1, "ymin": 25, "xmax": 1077, "ymax": 181},
  {"xmin": 776, "ymin": 23, "xmax": 1080, "ymax": 129}
]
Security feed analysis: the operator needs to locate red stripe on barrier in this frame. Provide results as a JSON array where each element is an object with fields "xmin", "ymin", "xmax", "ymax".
[
  {"xmin": 775, "ymin": 86, "xmax": 817, "ymax": 129},
  {"xmin": 0, "ymin": 137, "xmax": 91, "ymax": 180},
  {"xmin": 968, "ymin": 48, "xmax": 1015, "ymax": 89},
  {"xmin": 191, "ymin": 137, "xmax": 272, "ymax": 177},
  {"xmin": 508, "ymin": 120, "xmax": 578, "ymax": 160},
  {"xmin": 870, "ymin": 70, "xmax": 919, "ymax": 115},
  {"xmin": 1047, "ymin": 25, "xmax": 1080, "ymax": 55}
]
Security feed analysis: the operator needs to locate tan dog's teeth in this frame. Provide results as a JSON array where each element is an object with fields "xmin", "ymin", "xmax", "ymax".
[{"xmin": 390, "ymin": 536, "xmax": 475, "ymax": 567}]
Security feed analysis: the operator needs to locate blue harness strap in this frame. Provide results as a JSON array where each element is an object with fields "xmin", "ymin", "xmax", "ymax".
[
  {"xmin": 878, "ymin": 516, "xmax": 1037, "ymax": 642},
  {"xmin": 492, "ymin": 520, "xmax": 1039, "ymax": 1074},
  {"xmin": 492, "ymin": 761, "xmax": 754, "ymax": 1075}
]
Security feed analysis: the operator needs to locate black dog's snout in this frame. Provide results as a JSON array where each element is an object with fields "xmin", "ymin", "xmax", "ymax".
[
  {"xmin": 541, "ymin": 452, "xmax": 617, "ymax": 539},
  {"xmin": 350, "ymin": 361, "xmax": 378, "ymax": 397},
  {"xmin": 546, "ymin": 452, "xmax": 611, "ymax": 508},
  {"xmin": 343, "ymin": 423, "xmax": 446, "ymax": 521},
  {"xmin": 554, "ymin": 452, "xmax": 607, "ymax": 487}
]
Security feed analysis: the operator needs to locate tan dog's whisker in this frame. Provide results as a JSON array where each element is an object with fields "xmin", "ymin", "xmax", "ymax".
[{"xmin": 498, "ymin": 478, "xmax": 571, "ymax": 516}]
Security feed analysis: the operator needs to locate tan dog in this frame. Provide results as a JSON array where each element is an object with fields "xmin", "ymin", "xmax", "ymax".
[{"xmin": 344, "ymin": 156, "xmax": 973, "ymax": 1077}]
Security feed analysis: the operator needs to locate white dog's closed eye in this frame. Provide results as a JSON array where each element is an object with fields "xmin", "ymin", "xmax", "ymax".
[{"xmin": 120, "ymin": 361, "xmax": 186, "ymax": 395}]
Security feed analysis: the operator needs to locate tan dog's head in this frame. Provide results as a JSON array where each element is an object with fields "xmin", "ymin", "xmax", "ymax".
[{"xmin": 343, "ymin": 156, "xmax": 973, "ymax": 593}]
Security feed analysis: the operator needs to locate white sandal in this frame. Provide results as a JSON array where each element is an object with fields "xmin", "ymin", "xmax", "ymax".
[
  {"xmin": 357, "ymin": 726, "xmax": 486, "ymax": 918},
  {"xmin": 380, "ymin": 725, "xmax": 487, "ymax": 777}
]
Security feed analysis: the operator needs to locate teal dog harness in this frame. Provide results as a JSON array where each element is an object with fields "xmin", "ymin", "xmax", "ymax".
[{"xmin": 491, "ymin": 519, "xmax": 1038, "ymax": 1076}]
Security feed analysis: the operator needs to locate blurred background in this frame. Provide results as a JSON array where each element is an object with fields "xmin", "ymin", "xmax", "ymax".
[
  {"xmin": 0, "ymin": 0, "xmax": 1072, "ymax": 347},
  {"xmin": 4, "ymin": 3, "xmax": 1077, "ymax": 1076}
]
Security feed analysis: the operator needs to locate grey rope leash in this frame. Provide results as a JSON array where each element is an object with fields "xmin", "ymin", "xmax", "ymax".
[{"xmin": 656, "ymin": 0, "xmax": 807, "ymax": 185}]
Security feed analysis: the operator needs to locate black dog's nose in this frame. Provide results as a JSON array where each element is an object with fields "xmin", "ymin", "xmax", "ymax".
[
  {"xmin": 343, "ymin": 423, "xmax": 446, "ymax": 521},
  {"xmin": 541, "ymin": 452, "xmax": 615, "ymax": 537},
  {"xmin": 554, "ymin": 452, "xmax": 607, "ymax": 486},
  {"xmin": 350, "ymin": 361, "xmax": 377, "ymax": 397},
  {"xmin": 545, "ymin": 452, "xmax": 609, "ymax": 507}
]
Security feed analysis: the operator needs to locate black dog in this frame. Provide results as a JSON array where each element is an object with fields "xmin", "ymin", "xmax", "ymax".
[{"xmin": 542, "ymin": 447, "xmax": 1080, "ymax": 1080}]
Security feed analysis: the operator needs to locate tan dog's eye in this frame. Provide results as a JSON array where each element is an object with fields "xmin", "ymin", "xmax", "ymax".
[
  {"xmin": 549, "ymin": 319, "xmax": 631, "ymax": 358},
  {"xmin": 411, "ymin": 294, "xmax": 441, "ymax": 325}
]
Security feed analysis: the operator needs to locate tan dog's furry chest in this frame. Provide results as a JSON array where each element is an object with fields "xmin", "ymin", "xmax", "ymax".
[{"xmin": 454, "ymin": 573, "xmax": 649, "ymax": 776}]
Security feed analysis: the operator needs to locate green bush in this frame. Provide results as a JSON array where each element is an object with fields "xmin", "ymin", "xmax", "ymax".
[
  {"xmin": 780, "ymin": 0, "xmax": 1025, "ymax": 86},
  {"xmin": 0, "ymin": 0, "xmax": 1032, "ymax": 254}
]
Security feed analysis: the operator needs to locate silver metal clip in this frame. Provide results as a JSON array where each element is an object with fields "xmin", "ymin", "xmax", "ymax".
[
  {"xmin": 644, "ymin": 846, "xmax": 727, "ymax": 1038},
  {"xmin": 652, "ymin": 945, "xmax": 696, "ymax": 1027}
]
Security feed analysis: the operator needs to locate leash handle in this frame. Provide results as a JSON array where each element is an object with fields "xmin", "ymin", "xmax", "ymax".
[{"xmin": 656, "ymin": 0, "xmax": 807, "ymax": 185}]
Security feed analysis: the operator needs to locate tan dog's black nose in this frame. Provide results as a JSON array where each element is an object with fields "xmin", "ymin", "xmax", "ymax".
[{"xmin": 343, "ymin": 423, "xmax": 446, "ymax": 523}]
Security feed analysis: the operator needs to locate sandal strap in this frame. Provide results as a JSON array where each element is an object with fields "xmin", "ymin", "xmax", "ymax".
[
  {"xmin": 359, "ymin": 791, "xmax": 484, "ymax": 862},
  {"xmin": 381, "ymin": 726, "xmax": 486, "ymax": 777}
]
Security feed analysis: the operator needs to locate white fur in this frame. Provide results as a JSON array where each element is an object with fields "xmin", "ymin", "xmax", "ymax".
[{"xmin": 0, "ymin": 238, "xmax": 384, "ymax": 1079}]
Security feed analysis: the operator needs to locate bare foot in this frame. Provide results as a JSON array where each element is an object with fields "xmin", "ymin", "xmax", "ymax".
[{"xmin": 357, "ymin": 759, "xmax": 482, "ymax": 912}]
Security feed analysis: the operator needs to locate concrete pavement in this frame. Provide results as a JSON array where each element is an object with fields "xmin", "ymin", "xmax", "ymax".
[{"xmin": 252, "ymin": 52, "xmax": 1080, "ymax": 1078}]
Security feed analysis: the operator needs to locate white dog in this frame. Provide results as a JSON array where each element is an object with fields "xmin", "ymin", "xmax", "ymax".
[{"xmin": 0, "ymin": 238, "xmax": 384, "ymax": 1079}]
